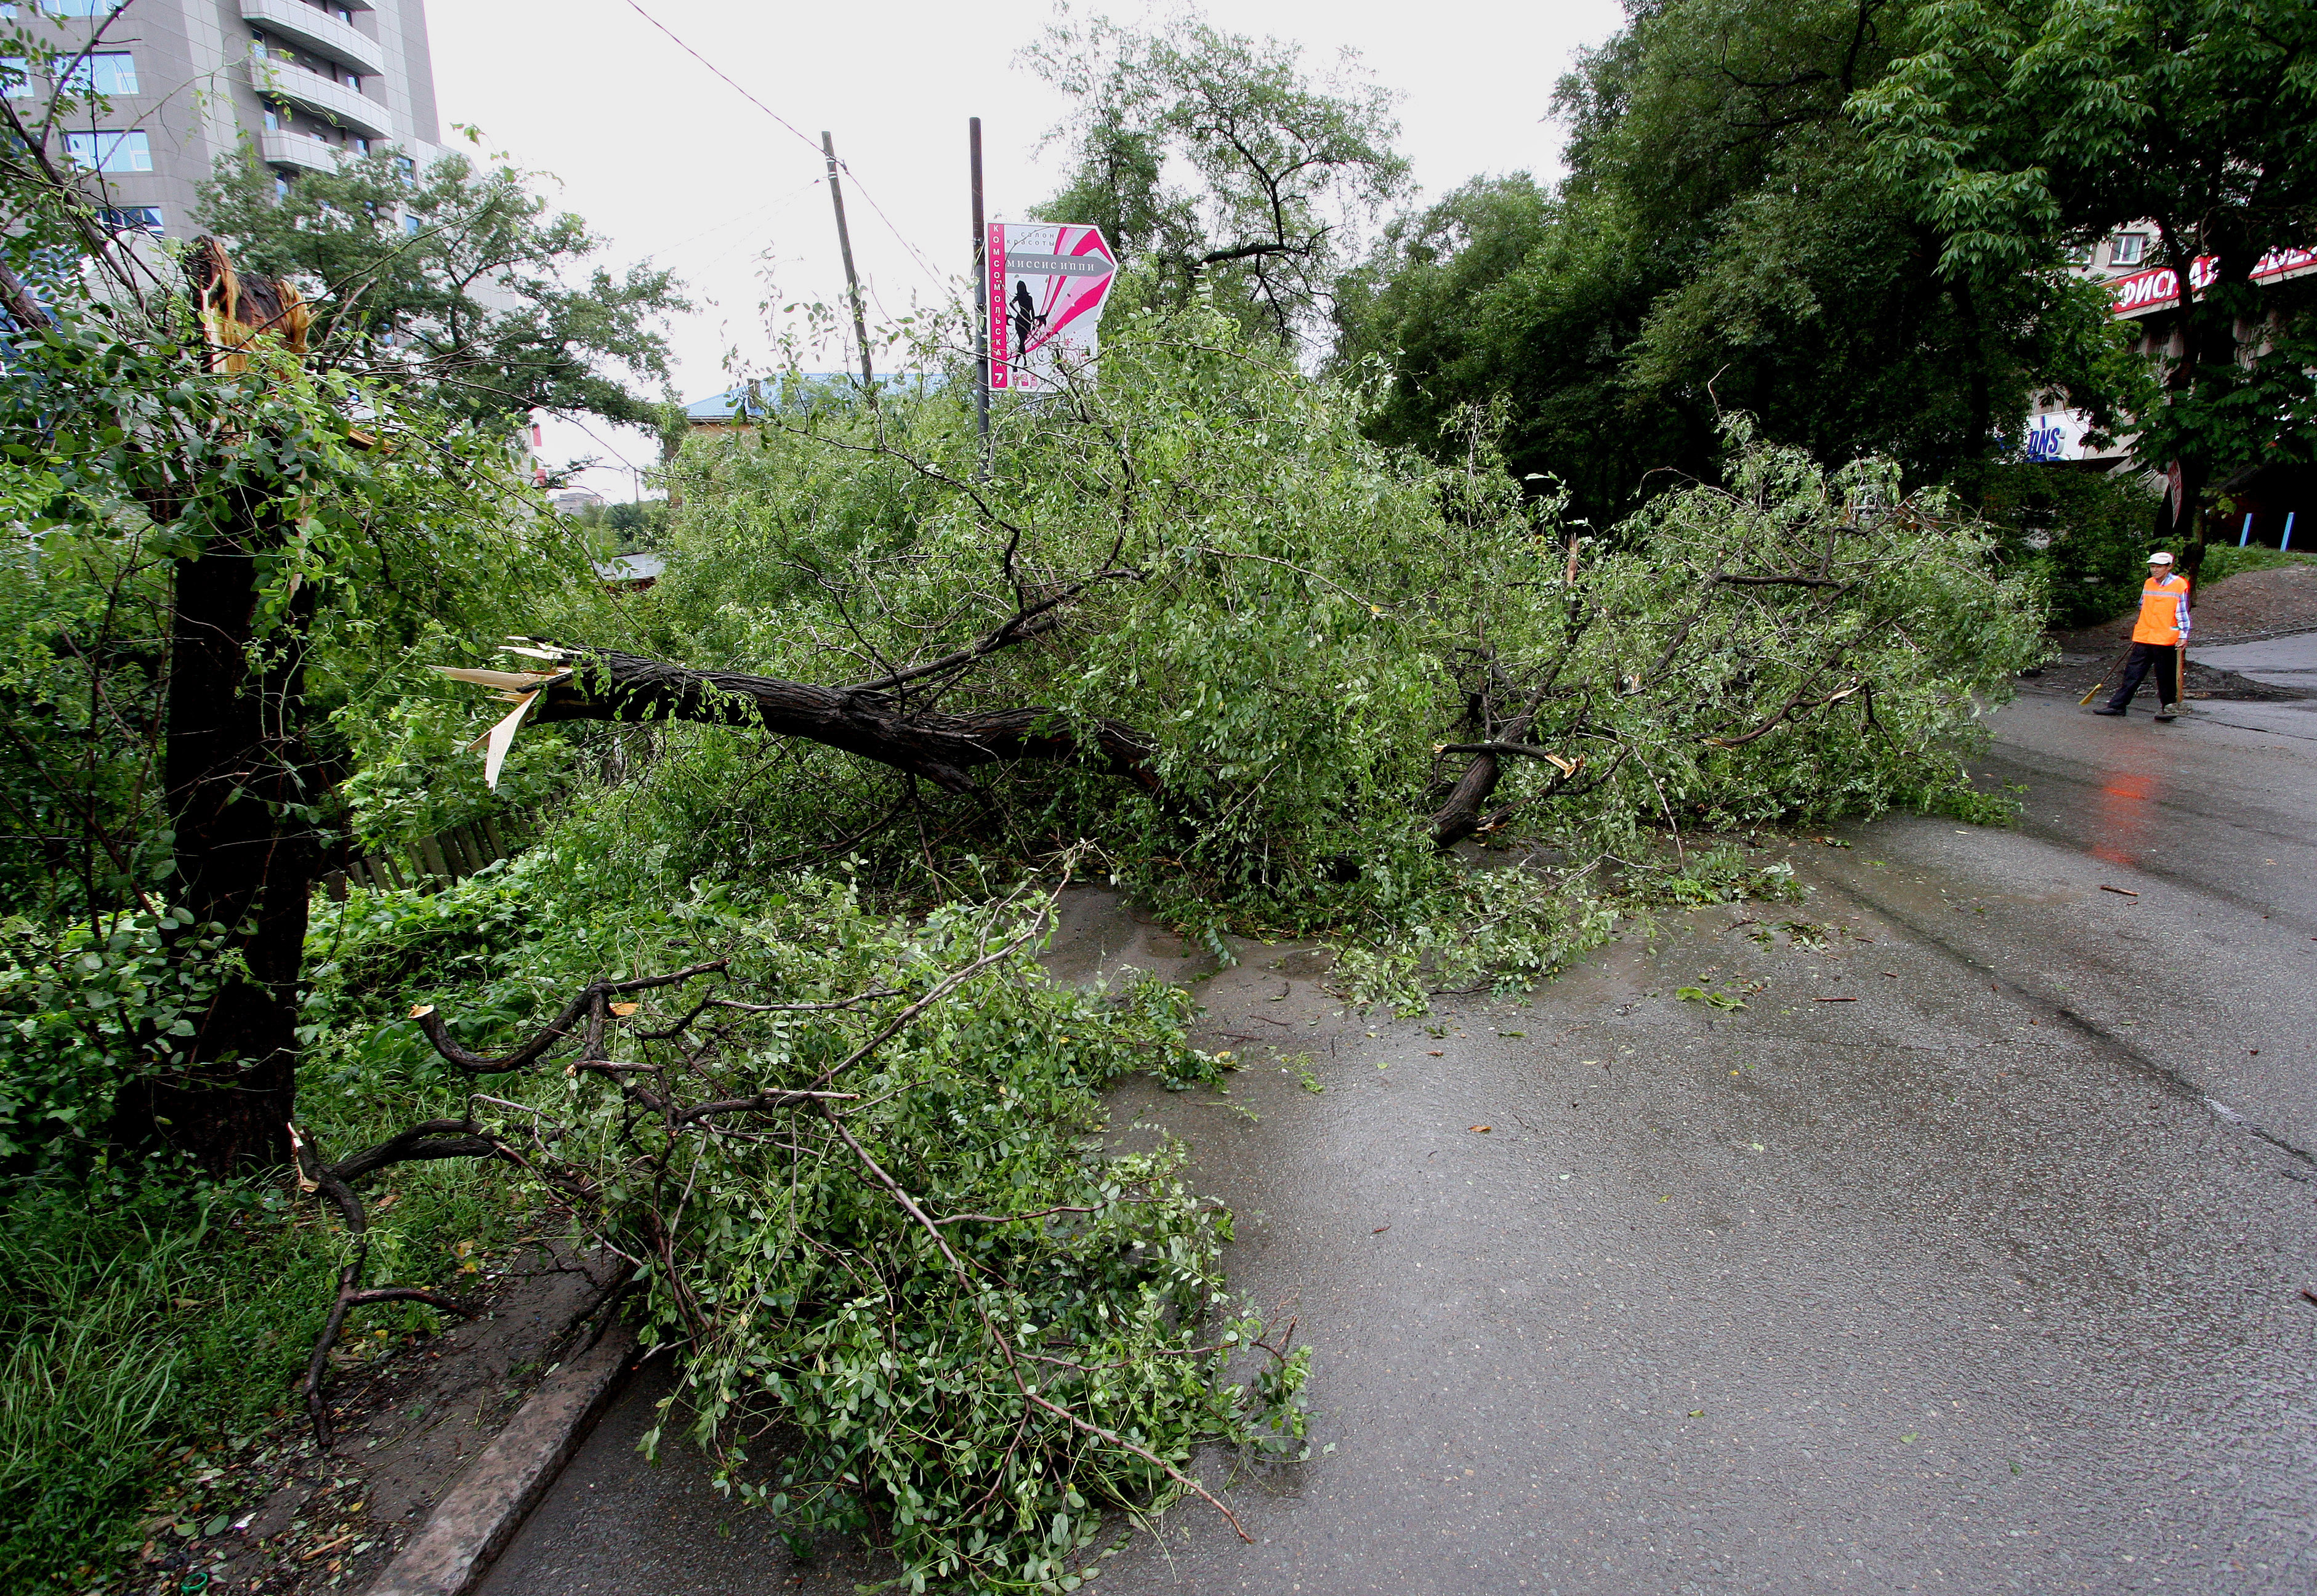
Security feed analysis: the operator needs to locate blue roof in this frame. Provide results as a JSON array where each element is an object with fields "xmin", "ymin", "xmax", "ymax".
[{"xmin": 683, "ymin": 371, "xmax": 941, "ymax": 422}]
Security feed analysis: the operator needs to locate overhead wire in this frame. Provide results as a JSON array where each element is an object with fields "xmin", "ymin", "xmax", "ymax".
[
  {"xmin": 657, "ymin": 172, "xmax": 827, "ymax": 260},
  {"xmin": 616, "ymin": 0, "xmax": 951, "ymax": 296}
]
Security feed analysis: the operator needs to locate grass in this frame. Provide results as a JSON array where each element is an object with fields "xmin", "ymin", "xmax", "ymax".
[
  {"xmin": 2196, "ymin": 544, "xmax": 2316, "ymax": 586},
  {"xmin": 0, "ymin": 1116, "xmax": 528, "ymax": 1590}
]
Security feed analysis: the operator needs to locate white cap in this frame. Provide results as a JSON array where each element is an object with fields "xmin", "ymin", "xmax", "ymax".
[{"xmin": 2148, "ymin": 551, "xmax": 2174, "ymax": 564}]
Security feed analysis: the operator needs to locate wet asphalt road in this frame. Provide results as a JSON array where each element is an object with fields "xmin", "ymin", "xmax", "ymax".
[{"xmin": 474, "ymin": 688, "xmax": 2317, "ymax": 1596}]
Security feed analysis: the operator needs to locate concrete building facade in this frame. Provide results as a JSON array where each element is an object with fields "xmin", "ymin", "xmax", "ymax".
[{"xmin": 11, "ymin": 0, "xmax": 445, "ymax": 239}]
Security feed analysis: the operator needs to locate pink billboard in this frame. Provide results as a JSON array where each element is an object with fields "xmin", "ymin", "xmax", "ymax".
[{"xmin": 988, "ymin": 223, "xmax": 1117, "ymax": 391}]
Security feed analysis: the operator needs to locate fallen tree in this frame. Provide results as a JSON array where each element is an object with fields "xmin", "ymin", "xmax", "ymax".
[
  {"xmin": 291, "ymin": 872, "xmax": 1307, "ymax": 1590},
  {"xmin": 434, "ymin": 387, "xmax": 2045, "ymax": 885}
]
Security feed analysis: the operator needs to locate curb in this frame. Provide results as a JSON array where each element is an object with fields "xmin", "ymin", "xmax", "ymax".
[{"xmin": 364, "ymin": 1321, "xmax": 639, "ymax": 1596}]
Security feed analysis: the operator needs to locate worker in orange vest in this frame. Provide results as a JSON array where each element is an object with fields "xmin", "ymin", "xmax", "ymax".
[{"xmin": 2092, "ymin": 552, "xmax": 2191, "ymax": 721}]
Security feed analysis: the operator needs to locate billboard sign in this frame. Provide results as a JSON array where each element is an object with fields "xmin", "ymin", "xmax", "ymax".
[
  {"xmin": 988, "ymin": 223, "xmax": 1116, "ymax": 391},
  {"xmin": 2108, "ymin": 244, "xmax": 2317, "ymax": 318},
  {"xmin": 2022, "ymin": 408, "xmax": 2090, "ymax": 462}
]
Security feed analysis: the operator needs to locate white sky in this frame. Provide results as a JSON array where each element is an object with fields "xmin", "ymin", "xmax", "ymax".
[{"xmin": 427, "ymin": 0, "xmax": 1627, "ymax": 497}]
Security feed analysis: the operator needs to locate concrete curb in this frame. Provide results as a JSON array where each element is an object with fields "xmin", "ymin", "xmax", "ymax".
[{"xmin": 365, "ymin": 1322, "xmax": 639, "ymax": 1596}]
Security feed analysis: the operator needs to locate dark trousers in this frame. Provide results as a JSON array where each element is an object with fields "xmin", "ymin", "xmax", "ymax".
[{"xmin": 2105, "ymin": 641, "xmax": 2181, "ymax": 710}]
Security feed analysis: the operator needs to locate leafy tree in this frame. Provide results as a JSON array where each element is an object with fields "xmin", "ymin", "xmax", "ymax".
[
  {"xmin": 569, "ymin": 496, "xmax": 669, "ymax": 554},
  {"xmin": 1334, "ymin": 0, "xmax": 2124, "ymax": 525},
  {"xmin": 196, "ymin": 143, "xmax": 687, "ymax": 429},
  {"xmin": 1853, "ymin": 0, "xmax": 2317, "ymax": 579},
  {"xmin": 1024, "ymin": 9, "xmax": 1409, "ymax": 342},
  {"xmin": 1332, "ymin": 173, "xmax": 1693, "ymax": 525}
]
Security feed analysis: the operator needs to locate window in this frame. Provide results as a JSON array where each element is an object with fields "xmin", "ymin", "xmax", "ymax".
[
  {"xmin": 402, "ymin": 213, "xmax": 421, "ymax": 236},
  {"xmin": 63, "ymin": 129, "xmax": 151, "ymax": 171},
  {"xmin": 353, "ymin": 135, "xmax": 370, "ymax": 155},
  {"xmin": 273, "ymin": 172, "xmax": 291, "ymax": 201},
  {"xmin": 1, "ymin": 57, "xmax": 28, "ymax": 99},
  {"xmin": 336, "ymin": 6, "xmax": 352, "ymax": 19},
  {"xmin": 63, "ymin": 52, "xmax": 137, "ymax": 94},
  {"xmin": 262, "ymin": 107, "xmax": 280, "ymax": 131},
  {"xmin": 44, "ymin": 0, "xmax": 108, "ymax": 14},
  {"xmin": 394, "ymin": 154, "xmax": 414, "ymax": 179},
  {"xmin": 98, "ymin": 204, "xmax": 162, "ymax": 233},
  {"xmin": 2110, "ymin": 233, "xmax": 2148, "ymax": 267},
  {"xmin": 251, "ymin": 33, "xmax": 268, "ymax": 59}
]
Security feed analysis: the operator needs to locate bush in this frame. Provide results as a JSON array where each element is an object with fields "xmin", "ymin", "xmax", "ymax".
[
  {"xmin": 1964, "ymin": 463, "xmax": 2161, "ymax": 628},
  {"xmin": 2190, "ymin": 544, "xmax": 2316, "ymax": 587}
]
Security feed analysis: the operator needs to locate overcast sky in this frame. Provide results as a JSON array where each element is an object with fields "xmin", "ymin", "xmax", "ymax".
[{"xmin": 427, "ymin": 0, "xmax": 1627, "ymax": 496}]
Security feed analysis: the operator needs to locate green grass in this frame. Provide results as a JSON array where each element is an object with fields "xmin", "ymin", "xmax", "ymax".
[
  {"xmin": 2195, "ymin": 544, "xmax": 2316, "ymax": 586},
  {"xmin": 0, "ymin": 1123, "xmax": 528, "ymax": 1589},
  {"xmin": 0, "ymin": 1191, "xmax": 318, "ymax": 1587}
]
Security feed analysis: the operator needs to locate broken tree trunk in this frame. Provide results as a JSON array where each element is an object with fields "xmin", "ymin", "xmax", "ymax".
[
  {"xmin": 514, "ymin": 649, "xmax": 1160, "ymax": 797},
  {"xmin": 456, "ymin": 645, "xmax": 1565, "ymax": 852},
  {"xmin": 110, "ymin": 243, "xmax": 321, "ymax": 1174}
]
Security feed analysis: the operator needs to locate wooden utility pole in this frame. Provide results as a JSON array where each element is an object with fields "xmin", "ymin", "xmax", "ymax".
[
  {"xmin": 821, "ymin": 131, "xmax": 875, "ymax": 406},
  {"xmin": 970, "ymin": 116, "xmax": 989, "ymax": 475}
]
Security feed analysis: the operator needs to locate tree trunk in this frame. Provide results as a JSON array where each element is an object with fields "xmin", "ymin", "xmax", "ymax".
[
  {"xmin": 110, "ymin": 492, "xmax": 318, "ymax": 1172},
  {"xmin": 529, "ymin": 650, "xmax": 1160, "ymax": 796},
  {"xmin": 525, "ymin": 648, "xmax": 1530, "ymax": 851},
  {"xmin": 2177, "ymin": 456, "xmax": 2212, "ymax": 587}
]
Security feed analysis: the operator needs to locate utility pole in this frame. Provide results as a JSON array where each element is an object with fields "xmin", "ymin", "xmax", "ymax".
[
  {"xmin": 970, "ymin": 116, "xmax": 989, "ymax": 477},
  {"xmin": 820, "ymin": 131, "xmax": 875, "ymax": 407}
]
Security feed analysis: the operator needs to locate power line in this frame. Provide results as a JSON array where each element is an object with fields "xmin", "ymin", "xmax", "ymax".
[
  {"xmin": 616, "ymin": 0, "xmax": 949, "ymax": 294},
  {"xmin": 658, "ymin": 173, "xmax": 826, "ymax": 259},
  {"xmin": 618, "ymin": 0, "xmax": 826, "ymax": 161}
]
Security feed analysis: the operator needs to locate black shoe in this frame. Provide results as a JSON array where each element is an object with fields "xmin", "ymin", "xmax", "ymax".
[{"xmin": 2091, "ymin": 706, "xmax": 2126, "ymax": 716}]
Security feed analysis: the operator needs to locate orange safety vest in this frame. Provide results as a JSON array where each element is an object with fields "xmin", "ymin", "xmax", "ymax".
[{"xmin": 2131, "ymin": 573, "xmax": 2191, "ymax": 646}]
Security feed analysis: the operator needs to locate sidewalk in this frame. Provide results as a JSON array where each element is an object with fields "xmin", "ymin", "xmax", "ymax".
[{"xmin": 2190, "ymin": 627, "xmax": 2317, "ymax": 690}]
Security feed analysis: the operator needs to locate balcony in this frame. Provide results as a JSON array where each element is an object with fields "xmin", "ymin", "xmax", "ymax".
[
  {"xmin": 238, "ymin": 0, "xmax": 387, "ymax": 76},
  {"xmin": 250, "ymin": 55, "xmax": 391, "ymax": 138},
  {"xmin": 259, "ymin": 127, "xmax": 350, "ymax": 174}
]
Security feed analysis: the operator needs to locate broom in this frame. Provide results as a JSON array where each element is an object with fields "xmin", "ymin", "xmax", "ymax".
[{"xmin": 2079, "ymin": 644, "xmax": 2131, "ymax": 706}]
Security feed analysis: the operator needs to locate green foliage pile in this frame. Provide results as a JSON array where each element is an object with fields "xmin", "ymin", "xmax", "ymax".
[
  {"xmin": 631, "ymin": 311, "xmax": 2043, "ymax": 949},
  {"xmin": 297, "ymin": 829, "xmax": 1308, "ymax": 1593}
]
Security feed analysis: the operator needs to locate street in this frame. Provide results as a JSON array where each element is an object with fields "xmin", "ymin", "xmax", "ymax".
[{"xmin": 475, "ymin": 685, "xmax": 2317, "ymax": 1596}]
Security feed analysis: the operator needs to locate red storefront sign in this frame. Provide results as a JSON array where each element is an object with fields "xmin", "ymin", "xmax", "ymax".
[{"xmin": 2109, "ymin": 244, "xmax": 2317, "ymax": 317}]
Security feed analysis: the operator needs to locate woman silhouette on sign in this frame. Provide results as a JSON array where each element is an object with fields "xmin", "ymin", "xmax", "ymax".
[{"xmin": 1010, "ymin": 280, "xmax": 1047, "ymax": 351}]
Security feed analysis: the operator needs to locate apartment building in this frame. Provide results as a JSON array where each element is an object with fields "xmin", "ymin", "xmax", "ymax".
[{"xmin": 9, "ymin": 0, "xmax": 445, "ymax": 238}]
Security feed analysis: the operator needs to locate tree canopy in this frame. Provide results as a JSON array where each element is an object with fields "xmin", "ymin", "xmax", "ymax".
[
  {"xmin": 1853, "ymin": 0, "xmax": 2317, "ymax": 574},
  {"xmin": 1332, "ymin": 0, "xmax": 2129, "ymax": 526},
  {"xmin": 197, "ymin": 143, "xmax": 687, "ymax": 429},
  {"xmin": 1025, "ymin": 11, "xmax": 1409, "ymax": 342}
]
